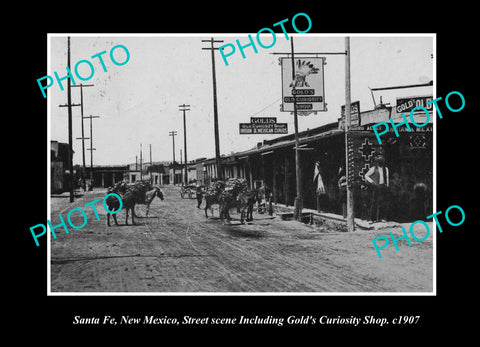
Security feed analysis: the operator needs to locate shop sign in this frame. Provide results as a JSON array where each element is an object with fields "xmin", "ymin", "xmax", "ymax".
[{"xmin": 280, "ymin": 57, "xmax": 326, "ymax": 112}]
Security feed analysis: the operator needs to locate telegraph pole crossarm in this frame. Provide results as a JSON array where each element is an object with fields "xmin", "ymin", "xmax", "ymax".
[
  {"xmin": 71, "ymin": 83, "xmax": 94, "ymax": 172},
  {"xmin": 84, "ymin": 114, "xmax": 100, "ymax": 181}
]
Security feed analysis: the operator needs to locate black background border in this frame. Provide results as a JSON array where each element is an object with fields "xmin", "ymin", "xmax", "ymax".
[{"xmin": 17, "ymin": 3, "xmax": 474, "ymax": 339}]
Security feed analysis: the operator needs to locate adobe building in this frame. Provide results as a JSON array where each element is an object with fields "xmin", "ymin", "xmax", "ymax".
[{"xmin": 195, "ymin": 97, "xmax": 433, "ymax": 223}]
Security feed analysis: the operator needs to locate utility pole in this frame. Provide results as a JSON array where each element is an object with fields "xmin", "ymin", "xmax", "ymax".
[
  {"xmin": 58, "ymin": 36, "xmax": 80, "ymax": 203},
  {"xmin": 84, "ymin": 114, "xmax": 100, "ymax": 181},
  {"xmin": 202, "ymin": 38, "xmax": 224, "ymax": 180},
  {"xmin": 72, "ymin": 83, "xmax": 94, "ymax": 174},
  {"xmin": 149, "ymin": 143, "xmax": 152, "ymax": 183},
  {"xmin": 345, "ymin": 37, "xmax": 355, "ymax": 232},
  {"xmin": 291, "ymin": 37, "xmax": 303, "ymax": 222},
  {"xmin": 140, "ymin": 143, "xmax": 143, "ymax": 181},
  {"xmin": 179, "ymin": 104, "xmax": 190, "ymax": 185},
  {"xmin": 169, "ymin": 131, "xmax": 177, "ymax": 184},
  {"xmin": 180, "ymin": 149, "xmax": 183, "ymax": 185}
]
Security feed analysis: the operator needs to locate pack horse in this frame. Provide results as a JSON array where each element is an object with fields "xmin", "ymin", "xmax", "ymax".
[
  {"xmin": 204, "ymin": 178, "xmax": 263, "ymax": 225},
  {"xmin": 105, "ymin": 180, "xmax": 164, "ymax": 226}
]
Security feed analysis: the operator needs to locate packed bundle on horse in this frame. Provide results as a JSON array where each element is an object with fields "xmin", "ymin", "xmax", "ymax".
[
  {"xmin": 127, "ymin": 180, "xmax": 164, "ymax": 217},
  {"xmin": 204, "ymin": 180, "xmax": 226, "ymax": 218}
]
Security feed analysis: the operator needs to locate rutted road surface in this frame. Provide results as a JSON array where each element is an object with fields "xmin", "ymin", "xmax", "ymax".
[{"xmin": 50, "ymin": 185, "xmax": 433, "ymax": 293}]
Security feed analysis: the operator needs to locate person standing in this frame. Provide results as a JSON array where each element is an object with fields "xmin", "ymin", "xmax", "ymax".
[
  {"xmin": 196, "ymin": 181, "xmax": 204, "ymax": 209},
  {"xmin": 364, "ymin": 155, "xmax": 389, "ymax": 223},
  {"xmin": 337, "ymin": 166, "xmax": 347, "ymax": 219}
]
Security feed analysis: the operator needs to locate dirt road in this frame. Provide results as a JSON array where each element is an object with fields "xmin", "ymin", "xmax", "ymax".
[{"xmin": 50, "ymin": 185, "xmax": 433, "ymax": 293}]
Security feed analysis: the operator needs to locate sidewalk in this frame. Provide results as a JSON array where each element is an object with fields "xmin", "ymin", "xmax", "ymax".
[{"xmin": 270, "ymin": 202, "xmax": 408, "ymax": 233}]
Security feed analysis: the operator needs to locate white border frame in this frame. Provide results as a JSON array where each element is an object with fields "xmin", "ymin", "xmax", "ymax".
[{"xmin": 47, "ymin": 33, "xmax": 436, "ymax": 296}]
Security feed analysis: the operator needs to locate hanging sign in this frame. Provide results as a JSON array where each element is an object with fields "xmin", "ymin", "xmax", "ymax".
[
  {"xmin": 392, "ymin": 95, "xmax": 434, "ymax": 123},
  {"xmin": 239, "ymin": 122, "xmax": 288, "ymax": 134},
  {"xmin": 280, "ymin": 57, "xmax": 326, "ymax": 113},
  {"xmin": 341, "ymin": 101, "xmax": 360, "ymax": 126}
]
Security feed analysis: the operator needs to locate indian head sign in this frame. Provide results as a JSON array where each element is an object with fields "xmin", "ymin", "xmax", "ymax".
[{"xmin": 280, "ymin": 57, "xmax": 326, "ymax": 113}]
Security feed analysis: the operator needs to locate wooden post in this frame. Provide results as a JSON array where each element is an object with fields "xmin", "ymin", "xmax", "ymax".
[
  {"xmin": 179, "ymin": 104, "xmax": 190, "ymax": 184},
  {"xmin": 149, "ymin": 144, "xmax": 152, "ymax": 183},
  {"xmin": 66, "ymin": 37, "xmax": 74, "ymax": 203},
  {"xmin": 272, "ymin": 159, "xmax": 278, "ymax": 204},
  {"xmin": 140, "ymin": 143, "xmax": 143, "ymax": 181},
  {"xmin": 291, "ymin": 37, "xmax": 303, "ymax": 221},
  {"xmin": 345, "ymin": 37, "xmax": 355, "ymax": 232},
  {"xmin": 169, "ymin": 131, "xmax": 177, "ymax": 183},
  {"xmin": 202, "ymin": 38, "xmax": 224, "ymax": 180},
  {"xmin": 284, "ymin": 154, "xmax": 289, "ymax": 206}
]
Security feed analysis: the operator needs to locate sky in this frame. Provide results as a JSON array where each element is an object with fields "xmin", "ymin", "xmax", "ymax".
[{"xmin": 48, "ymin": 34, "xmax": 434, "ymax": 166}]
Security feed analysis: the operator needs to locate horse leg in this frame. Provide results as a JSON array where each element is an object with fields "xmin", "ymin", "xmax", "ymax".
[
  {"xmin": 219, "ymin": 206, "xmax": 224, "ymax": 224},
  {"xmin": 132, "ymin": 206, "xmax": 139, "ymax": 218},
  {"xmin": 226, "ymin": 209, "xmax": 232, "ymax": 224},
  {"xmin": 131, "ymin": 206, "xmax": 136, "ymax": 225},
  {"xmin": 125, "ymin": 208, "xmax": 129, "ymax": 225},
  {"xmin": 247, "ymin": 204, "xmax": 253, "ymax": 221},
  {"xmin": 107, "ymin": 214, "xmax": 111, "ymax": 227},
  {"xmin": 240, "ymin": 208, "xmax": 245, "ymax": 224},
  {"xmin": 221, "ymin": 206, "xmax": 230, "ymax": 225},
  {"xmin": 113, "ymin": 213, "xmax": 118, "ymax": 226}
]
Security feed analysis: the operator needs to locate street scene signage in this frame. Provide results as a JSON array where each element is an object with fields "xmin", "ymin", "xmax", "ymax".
[
  {"xmin": 250, "ymin": 117, "xmax": 277, "ymax": 124},
  {"xmin": 280, "ymin": 57, "xmax": 326, "ymax": 113},
  {"xmin": 240, "ymin": 117, "xmax": 288, "ymax": 134},
  {"xmin": 392, "ymin": 95, "xmax": 433, "ymax": 122},
  {"xmin": 341, "ymin": 101, "xmax": 360, "ymax": 126}
]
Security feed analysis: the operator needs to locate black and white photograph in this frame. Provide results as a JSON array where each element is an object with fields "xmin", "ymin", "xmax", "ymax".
[
  {"xmin": 46, "ymin": 34, "xmax": 435, "ymax": 294},
  {"xmin": 16, "ymin": 6, "xmax": 476, "ymax": 338}
]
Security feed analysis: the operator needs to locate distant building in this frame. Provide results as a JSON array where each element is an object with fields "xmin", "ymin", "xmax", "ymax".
[
  {"xmin": 86, "ymin": 165, "xmax": 129, "ymax": 188},
  {"xmin": 169, "ymin": 162, "xmax": 183, "ymax": 185},
  {"xmin": 128, "ymin": 162, "xmax": 169, "ymax": 185},
  {"xmin": 51, "ymin": 140, "xmax": 73, "ymax": 194},
  {"xmin": 147, "ymin": 163, "xmax": 168, "ymax": 185}
]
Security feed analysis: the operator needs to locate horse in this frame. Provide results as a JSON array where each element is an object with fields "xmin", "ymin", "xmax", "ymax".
[
  {"xmin": 219, "ymin": 187, "xmax": 262, "ymax": 224},
  {"xmin": 127, "ymin": 180, "xmax": 164, "ymax": 218},
  {"xmin": 217, "ymin": 178, "xmax": 256, "ymax": 224},
  {"xmin": 105, "ymin": 181, "xmax": 137, "ymax": 226},
  {"xmin": 144, "ymin": 185, "xmax": 164, "ymax": 217}
]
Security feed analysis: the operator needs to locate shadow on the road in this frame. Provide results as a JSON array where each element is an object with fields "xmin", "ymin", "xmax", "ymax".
[
  {"xmin": 51, "ymin": 193, "xmax": 85, "ymax": 198},
  {"xmin": 223, "ymin": 226, "xmax": 263, "ymax": 239},
  {"xmin": 107, "ymin": 223, "xmax": 145, "ymax": 227}
]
